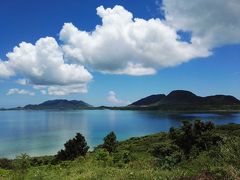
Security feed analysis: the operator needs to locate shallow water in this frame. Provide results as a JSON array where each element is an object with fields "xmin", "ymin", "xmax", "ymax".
[{"xmin": 0, "ymin": 110, "xmax": 239, "ymax": 158}]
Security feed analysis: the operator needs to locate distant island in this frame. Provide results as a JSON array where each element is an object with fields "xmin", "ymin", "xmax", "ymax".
[
  {"xmin": 24, "ymin": 99, "xmax": 92, "ymax": 110},
  {"xmin": 2, "ymin": 90, "xmax": 240, "ymax": 112},
  {"xmin": 127, "ymin": 90, "xmax": 240, "ymax": 111}
]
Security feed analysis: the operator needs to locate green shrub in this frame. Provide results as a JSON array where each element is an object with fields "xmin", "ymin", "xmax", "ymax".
[
  {"xmin": 56, "ymin": 133, "xmax": 89, "ymax": 161},
  {"xmin": 121, "ymin": 150, "xmax": 132, "ymax": 164},
  {"xmin": 209, "ymin": 166, "xmax": 230, "ymax": 179},
  {"xmin": 220, "ymin": 137, "xmax": 240, "ymax": 168},
  {"xmin": 209, "ymin": 165, "xmax": 240, "ymax": 180},
  {"xmin": 95, "ymin": 149, "xmax": 112, "ymax": 166},
  {"xmin": 152, "ymin": 143, "xmax": 183, "ymax": 169},
  {"xmin": 0, "ymin": 158, "xmax": 13, "ymax": 169},
  {"xmin": 170, "ymin": 120, "xmax": 222, "ymax": 157},
  {"xmin": 112, "ymin": 150, "xmax": 133, "ymax": 167},
  {"xmin": 95, "ymin": 149, "xmax": 110, "ymax": 162},
  {"xmin": 29, "ymin": 156, "xmax": 54, "ymax": 166},
  {"xmin": 14, "ymin": 153, "xmax": 31, "ymax": 175},
  {"xmin": 102, "ymin": 131, "xmax": 118, "ymax": 153}
]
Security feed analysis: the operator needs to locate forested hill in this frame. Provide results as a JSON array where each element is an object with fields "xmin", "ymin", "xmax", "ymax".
[
  {"xmin": 129, "ymin": 90, "xmax": 240, "ymax": 111},
  {"xmin": 24, "ymin": 99, "xmax": 92, "ymax": 110}
]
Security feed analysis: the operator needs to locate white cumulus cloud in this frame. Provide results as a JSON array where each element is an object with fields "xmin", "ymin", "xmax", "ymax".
[
  {"xmin": 107, "ymin": 91, "xmax": 129, "ymax": 105},
  {"xmin": 0, "ymin": 61, "xmax": 14, "ymax": 78},
  {"xmin": 163, "ymin": 0, "xmax": 240, "ymax": 48},
  {"xmin": 60, "ymin": 6, "xmax": 210, "ymax": 75},
  {"xmin": 7, "ymin": 37, "xmax": 92, "ymax": 85},
  {"xmin": 47, "ymin": 84, "xmax": 88, "ymax": 96},
  {"xmin": 6, "ymin": 88, "xmax": 35, "ymax": 96},
  {"xmin": 1, "ymin": 37, "xmax": 92, "ymax": 95}
]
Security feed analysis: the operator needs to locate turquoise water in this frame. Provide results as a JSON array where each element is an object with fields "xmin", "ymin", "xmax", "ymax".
[{"xmin": 0, "ymin": 110, "xmax": 240, "ymax": 158}]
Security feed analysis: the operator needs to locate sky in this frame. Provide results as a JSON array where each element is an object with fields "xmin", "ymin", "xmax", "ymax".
[{"xmin": 0, "ymin": 0, "xmax": 240, "ymax": 108}]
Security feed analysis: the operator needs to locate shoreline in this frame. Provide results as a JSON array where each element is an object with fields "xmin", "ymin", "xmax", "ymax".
[{"xmin": 1, "ymin": 107, "xmax": 240, "ymax": 113}]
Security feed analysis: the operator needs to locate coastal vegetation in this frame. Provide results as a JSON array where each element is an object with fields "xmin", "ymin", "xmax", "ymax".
[
  {"xmin": 1, "ymin": 120, "xmax": 240, "ymax": 179},
  {"xmin": 56, "ymin": 133, "xmax": 89, "ymax": 161}
]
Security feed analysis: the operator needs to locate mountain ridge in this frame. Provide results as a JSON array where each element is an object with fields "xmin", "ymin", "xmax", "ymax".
[
  {"xmin": 129, "ymin": 90, "xmax": 240, "ymax": 111},
  {"xmin": 24, "ymin": 99, "xmax": 92, "ymax": 110},
  {"xmin": 130, "ymin": 94, "xmax": 166, "ymax": 106}
]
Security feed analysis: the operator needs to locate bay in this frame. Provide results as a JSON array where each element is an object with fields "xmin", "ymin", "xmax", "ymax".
[{"xmin": 0, "ymin": 110, "xmax": 240, "ymax": 158}]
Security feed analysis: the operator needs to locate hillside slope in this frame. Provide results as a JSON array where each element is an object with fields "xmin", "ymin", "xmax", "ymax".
[
  {"xmin": 130, "ymin": 94, "xmax": 166, "ymax": 106},
  {"xmin": 24, "ymin": 99, "xmax": 92, "ymax": 110},
  {"xmin": 130, "ymin": 90, "xmax": 240, "ymax": 111}
]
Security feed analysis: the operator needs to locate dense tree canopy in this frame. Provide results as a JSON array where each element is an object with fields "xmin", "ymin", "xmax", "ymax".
[
  {"xmin": 169, "ymin": 120, "xmax": 222, "ymax": 156},
  {"xmin": 103, "ymin": 131, "xmax": 118, "ymax": 153},
  {"xmin": 56, "ymin": 133, "xmax": 89, "ymax": 161}
]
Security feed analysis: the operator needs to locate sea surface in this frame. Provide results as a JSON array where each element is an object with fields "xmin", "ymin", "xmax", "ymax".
[{"xmin": 0, "ymin": 110, "xmax": 240, "ymax": 158}]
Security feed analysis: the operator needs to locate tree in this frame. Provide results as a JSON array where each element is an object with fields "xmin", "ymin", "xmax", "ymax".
[
  {"xmin": 56, "ymin": 133, "xmax": 89, "ymax": 161},
  {"xmin": 169, "ymin": 120, "xmax": 222, "ymax": 157},
  {"xmin": 103, "ymin": 131, "xmax": 117, "ymax": 153},
  {"xmin": 152, "ymin": 143, "xmax": 183, "ymax": 169},
  {"xmin": 15, "ymin": 153, "xmax": 30, "ymax": 174}
]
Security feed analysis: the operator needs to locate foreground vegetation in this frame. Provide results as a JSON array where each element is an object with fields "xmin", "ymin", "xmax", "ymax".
[{"xmin": 1, "ymin": 120, "xmax": 240, "ymax": 179}]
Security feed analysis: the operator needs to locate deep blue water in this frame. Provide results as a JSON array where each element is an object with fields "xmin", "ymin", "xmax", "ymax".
[{"xmin": 0, "ymin": 110, "xmax": 240, "ymax": 158}]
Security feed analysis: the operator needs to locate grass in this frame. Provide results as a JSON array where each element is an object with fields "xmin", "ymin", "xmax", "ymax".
[{"xmin": 1, "ymin": 123, "xmax": 240, "ymax": 179}]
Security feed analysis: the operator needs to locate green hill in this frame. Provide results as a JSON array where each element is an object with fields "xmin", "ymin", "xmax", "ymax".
[
  {"xmin": 130, "ymin": 94, "xmax": 166, "ymax": 106},
  {"xmin": 24, "ymin": 99, "xmax": 92, "ymax": 110},
  {"xmin": 129, "ymin": 90, "xmax": 240, "ymax": 111}
]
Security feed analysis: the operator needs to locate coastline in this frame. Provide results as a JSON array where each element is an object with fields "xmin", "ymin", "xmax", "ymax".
[{"xmin": 1, "ymin": 107, "xmax": 240, "ymax": 114}]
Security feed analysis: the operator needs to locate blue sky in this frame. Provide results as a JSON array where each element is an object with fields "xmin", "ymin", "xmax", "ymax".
[{"xmin": 0, "ymin": 0, "xmax": 240, "ymax": 107}]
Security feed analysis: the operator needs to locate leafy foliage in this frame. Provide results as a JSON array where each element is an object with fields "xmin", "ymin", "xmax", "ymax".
[
  {"xmin": 219, "ymin": 137, "xmax": 240, "ymax": 168},
  {"xmin": 14, "ymin": 153, "xmax": 31, "ymax": 178},
  {"xmin": 151, "ymin": 120, "xmax": 222, "ymax": 169},
  {"xmin": 112, "ymin": 150, "xmax": 133, "ymax": 168},
  {"xmin": 169, "ymin": 120, "xmax": 222, "ymax": 156},
  {"xmin": 15, "ymin": 153, "xmax": 30, "ymax": 169},
  {"xmin": 102, "ymin": 131, "xmax": 118, "ymax": 153},
  {"xmin": 152, "ymin": 142, "xmax": 183, "ymax": 169},
  {"xmin": 94, "ymin": 149, "xmax": 112, "ymax": 167},
  {"xmin": 0, "ymin": 158, "xmax": 13, "ymax": 169},
  {"xmin": 56, "ymin": 133, "xmax": 89, "ymax": 161}
]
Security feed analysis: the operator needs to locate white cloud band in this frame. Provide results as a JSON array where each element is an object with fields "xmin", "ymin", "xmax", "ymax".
[{"xmin": 7, "ymin": 88, "xmax": 35, "ymax": 96}]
